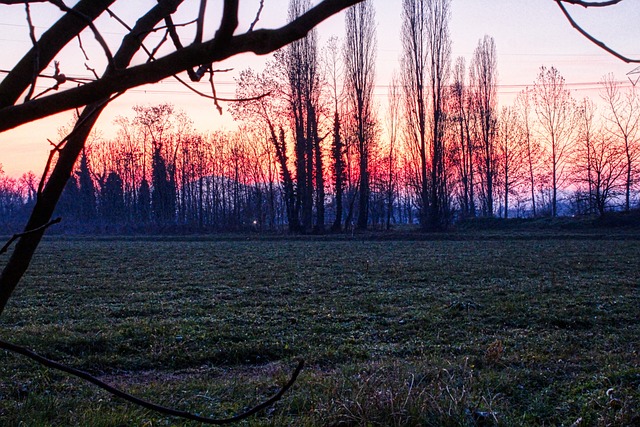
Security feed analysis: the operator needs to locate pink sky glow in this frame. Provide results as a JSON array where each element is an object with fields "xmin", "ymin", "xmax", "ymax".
[{"xmin": 0, "ymin": 0, "xmax": 639, "ymax": 178}]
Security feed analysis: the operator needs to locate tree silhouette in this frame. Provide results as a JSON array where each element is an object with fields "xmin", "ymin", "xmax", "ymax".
[{"xmin": 0, "ymin": 0, "xmax": 364, "ymax": 423}]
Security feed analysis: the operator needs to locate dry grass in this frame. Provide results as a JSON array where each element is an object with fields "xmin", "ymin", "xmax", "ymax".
[{"xmin": 0, "ymin": 233, "xmax": 638, "ymax": 425}]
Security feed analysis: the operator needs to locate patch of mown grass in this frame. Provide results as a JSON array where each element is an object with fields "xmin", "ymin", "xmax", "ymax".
[{"xmin": 0, "ymin": 235, "xmax": 638, "ymax": 425}]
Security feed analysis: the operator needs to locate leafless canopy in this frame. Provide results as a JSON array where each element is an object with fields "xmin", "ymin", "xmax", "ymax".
[
  {"xmin": 0, "ymin": 0, "xmax": 363, "ymax": 132},
  {"xmin": 0, "ymin": 0, "xmax": 363, "ymax": 423}
]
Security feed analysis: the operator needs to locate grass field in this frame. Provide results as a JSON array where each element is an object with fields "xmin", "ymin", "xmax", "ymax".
[{"xmin": 0, "ymin": 233, "xmax": 638, "ymax": 426}]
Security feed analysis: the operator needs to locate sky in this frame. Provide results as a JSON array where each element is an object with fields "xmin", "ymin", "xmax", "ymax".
[{"xmin": 0, "ymin": 0, "xmax": 639, "ymax": 178}]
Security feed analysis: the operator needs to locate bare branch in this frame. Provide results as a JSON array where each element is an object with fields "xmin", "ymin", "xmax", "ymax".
[
  {"xmin": 165, "ymin": 15, "xmax": 203, "ymax": 82},
  {"xmin": 38, "ymin": 138, "xmax": 66, "ymax": 196},
  {"xmin": 32, "ymin": 61, "xmax": 68, "ymax": 100},
  {"xmin": 172, "ymin": 72, "xmax": 267, "ymax": 103},
  {"xmin": 148, "ymin": 30, "xmax": 170, "ymax": 62},
  {"xmin": 555, "ymin": 0, "xmax": 640, "ymax": 64},
  {"xmin": 0, "ymin": 0, "xmax": 364, "ymax": 132},
  {"xmin": 194, "ymin": 0, "xmax": 207, "ymax": 43},
  {"xmin": 0, "ymin": 218, "xmax": 61, "ymax": 255},
  {"xmin": 85, "ymin": 63, "xmax": 99, "ymax": 80},
  {"xmin": 216, "ymin": 0, "xmax": 239, "ymax": 41},
  {"xmin": 209, "ymin": 69, "xmax": 223, "ymax": 114},
  {"xmin": 558, "ymin": 0, "xmax": 623, "ymax": 6},
  {"xmin": 77, "ymin": 34, "xmax": 90, "ymax": 61},
  {"xmin": 0, "ymin": 0, "xmax": 116, "ymax": 109},
  {"xmin": 48, "ymin": 0, "xmax": 115, "ymax": 68},
  {"xmin": 0, "ymin": 0, "xmax": 49, "ymax": 3},
  {"xmin": 23, "ymin": 3, "xmax": 39, "ymax": 103},
  {"xmin": 0, "ymin": 339, "xmax": 304, "ymax": 425}
]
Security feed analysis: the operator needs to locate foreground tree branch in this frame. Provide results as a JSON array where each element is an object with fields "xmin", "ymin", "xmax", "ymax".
[
  {"xmin": 0, "ymin": 338, "xmax": 304, "ymax": 425},
  {"xmin": 0, "ymin": 217, "xmax": 61, "ymax": 255},
  {"xmin": 0, "ymin": 0, "xmax": 116, "ymax": 109},
  {"xmin": 0, "ymin": 0, "xmax": 362, "ymax": 423},
  {"xmin": 0, "ymin": 0, "xmax": 363, "ymax": 132},
  {"xmin": 555, "ymin": 0, "xmax": 640, "ymax": 64}
]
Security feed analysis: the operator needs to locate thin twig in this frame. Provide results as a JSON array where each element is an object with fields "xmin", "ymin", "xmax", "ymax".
[
  {"xmin": 209, "ymin": 69, "xmax": 223, "ymax": 114},
  {"xmin": 0, "ymin": 69, "xmax": 92, "ymax": 84},
  {"xmin": 0, "ymin": 218, "xmax": 62, "ymax": 255},
  {"xmin": 85, "ymin": 63, "xmax": 99, "ymax": 80},
  {"xmin": 32, "ymin": 61, "xmax": 68, "ymax": 99},
  {"xmin": 0, "ymin": 338, "xmax": 304, "ymax": 425},
  {"xmin": 48, "ymin": 0, "xmax": 115, "ymax": 69},
  {"xmin": 105, "ymin": 7, "xmax": 160, "ymax": 65},
  {"xmin": 148, "ymin": 18, "xmax": 199, "ymax": 34},
  {"xmin": 23, "ymin": 2, "xmax": 39, "ymax": 102},
  {"xmin": 106, "ymin": 7, "xmax": 131, "ymax": 30},
  {"xmin": 38, "ymin": 139, "xmax": 66, "ymax": 196},
  {"xmin": 36, "ymin": 92, "xmax": 123, "ymax": 196},
  {"xmin": 148, "ymin": 30, "xmax": 169, "ymax": 63},
  {"xmin": 248, "ymin": 0, "xmax": 264, "ymax": 32},
  {"xmin": 77, "ymin": 34, "xmax": 90, "ymax": 60},
  {"xmin": 172, "ymin": 73, "xmax": 270, "ymax": 102},
  {"xmin": 164, "ymin": 15, "xmax": 198, "ymax": 81}
]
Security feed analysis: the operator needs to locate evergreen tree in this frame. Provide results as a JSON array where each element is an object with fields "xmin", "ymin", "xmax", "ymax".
[
  {"xmin": 101, "ymin": 172, "xmax": 125, "ymax": 224},
  {"xmin": 138, "ymin": 178, "xmax": 151, "ymax": 224},
  {"xmin": 77, "ymin": 150, "xmax": 97, "ymax": 222},
  {"xmin": 151, "ymin": 145, "xmax": 175, "ymax": 224},
  {"xmin": 56, "ymin": 175, "xmax": 81, "ymax": 224}
]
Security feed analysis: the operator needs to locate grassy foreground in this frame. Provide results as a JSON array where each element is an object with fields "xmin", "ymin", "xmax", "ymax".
[{"xmin": 0, "ymin": 234, "xmax": 638, "ymax": 426}]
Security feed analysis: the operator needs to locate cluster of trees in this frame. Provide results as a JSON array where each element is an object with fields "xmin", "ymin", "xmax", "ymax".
[
  {"xmin": 2, "ymin": 0, "xmax": 638, "ymax": 235},
  {"xmin": 233, "ymin": 0, "xmax": 638, "ymax": 232}
]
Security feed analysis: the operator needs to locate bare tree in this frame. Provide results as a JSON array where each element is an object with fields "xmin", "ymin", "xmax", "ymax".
[
  {"xmin": 233, "ymin": 66, "xmax": 299, "ymax": 232},
  {"xmin": 496, "ymin": 106, "xmax": 524, "ymax": 218},
  {"xmin": 450, "ymin": 56, "xmax": 476, "ymax": 218},
  {"xmin": 401, "ymin": 0, "xmax": 451, "ymax": 231},
  {"xmin": 514, "ymin": 88, "xmax": 544, "ymax": 217},
  {"xmin": 344, "ymin": 0, "xmax": 377, "ymax": 230},
  {"xmin": 277, "ymin": 0, "xmax": 327, "ymax": 233},
  {"xmin": 600, "ymin": 73, "xmax": 639, "ymax": 211},
  {"xmin": 385, "ymin": 73, "xmax": 401, "ymax": 230},
  {"xmin": 533, "ymin": 66, "xmax": 576, "ymax": 217},
  {"xmin": 470, "ymin": 35, "xmax": 498, "ymax": 217},
  {"xmin": 426, "ymin": 0, "xmax": 452, "ymax": 230},
  {"xmin": 0, "ymin": 0, "xmax": 363, "ymax": 422},
  {"xmin": 324, "ymin": 36, "xmax": 347, "ymax": 231},
  {"xmin": 401, "ymin": 0, "xmax": 430, "ymax": 227},
  {"xmin": 574, "ymin": 99, "xmax": 626, "ymax": 216},
  {"xmin": 574, "ymin": 97, "xmax": 599, "ymax": 213}
]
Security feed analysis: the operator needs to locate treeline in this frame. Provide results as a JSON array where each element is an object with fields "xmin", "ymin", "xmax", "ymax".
[{"xmin": 1, "ymin": 0, "xmax": 638, "ymax": 235}]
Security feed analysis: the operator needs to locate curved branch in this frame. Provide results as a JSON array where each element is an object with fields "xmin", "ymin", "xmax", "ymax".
[
  {"xmin": 557, "ymin": 0, "xmax": 623, "ymax": 6},
  {"xmin": 0, "ymin": 0, "xmax": 185, "ymax": 316},
  {"xmin": 555, "ymin": 0, "xmax": 640, "ymax": 64},
  {"xmin": 0, "ymin": 0, "xmax": 49, "ymax": 3},
  {"xmin": 172, "ymin": 73, "xmax": 271, "ymax": 102},
  {"xmin": 0, "ymin": 218, "xmax": 61, "ymax": 255},
  {"xmin": 0, "ymin": 338, "xmax": 304, "ymax": 425}
]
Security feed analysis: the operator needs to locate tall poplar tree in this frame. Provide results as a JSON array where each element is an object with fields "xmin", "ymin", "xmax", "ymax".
[{"xmin": 344, "ymin": 0, "xmax": 377, "ymax": 230}]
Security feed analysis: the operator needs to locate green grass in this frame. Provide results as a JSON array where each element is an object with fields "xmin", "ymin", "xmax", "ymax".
[{"xmin": 0, "ymin": 234, "xmax": 638, "ymax": 425}]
